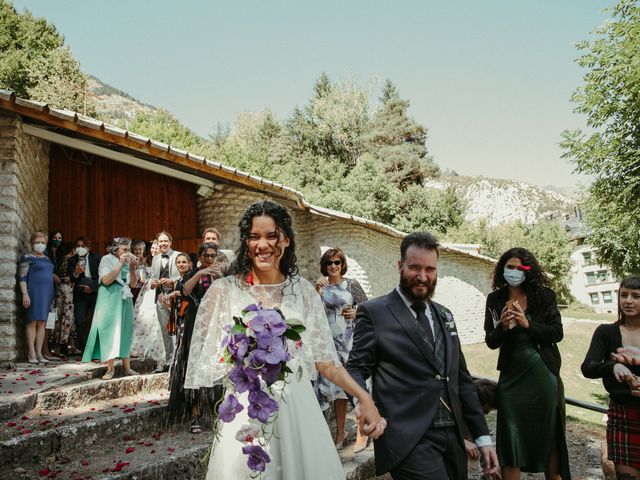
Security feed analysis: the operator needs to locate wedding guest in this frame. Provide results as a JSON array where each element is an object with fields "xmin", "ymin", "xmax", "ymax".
[
  {"xmin": 314, "ymin": 247, "xmax": 368, "ymax": 452},
  {"xmin": 150, "ymin": 231, "xmax": 181, "ymax": 372},
  {"xmin": 53, "ymin": 242, "xmax": 81, "ymax": 356},
  {"xmin": 484, "ymin": 247, "xmax": 571, "ymax": 479},
  {"xmin": 185, "ymin": 200, "xmax": 386, "ymax": 479},
  {"xmin": 82, "ymin": 237, "xmax": 138, "ymax": 380},
  {"xmin": 130, "ymin": 240, "xmax": 147, "ymax": 303},
  {"xmin": 201, "ymin": 227, "xmax": 231, "ymax": 272},
  {"xmin": 44, "ymin": 230, "xmax": 64, "ymax": 359},
  {"xmin": 582, "ymin": 276, "xmax": 640, "ymax": 478},
  {"xmin": 130, "ymin": 238, "xmax": 165, "ymax": 364},
  {"xmin": 18, "ymin": 232, "xmax": 56, "ymax": 364},
  {"xmin": 168, "ymin": 244, "xmax": 223, "ymax": 433},
  {"xmin": 67, "ymin": 236, "xmax": 101, "ymax": 351}
]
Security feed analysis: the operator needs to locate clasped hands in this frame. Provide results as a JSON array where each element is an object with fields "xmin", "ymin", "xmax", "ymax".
[
  {"xmin": 500, "ymin": 301, "xmax": 528, "ymax": 331},
  {"xmin": 354, "ymin": 398, "xmax": 387, "ymax": 440},
  {"xmin": 611, "ymin": 346, "xmax": 640, "ymax": 396}
]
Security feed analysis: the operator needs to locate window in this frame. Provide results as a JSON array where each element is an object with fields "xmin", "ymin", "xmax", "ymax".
[
  {"xmin": 582, "ymin": 251, "xmax": 594, "ymax": 266},
  {"xmin": 602, "ymin": 291, "xmax": 613, "ymax": 304},
  {"xmin": 590, "ymin": 293, "xmax": 600, "ymax": 304},
  {"xmin": 597, "ymin": 270, "xmax": 609, "ymax": 283},
  {"xmin": 586, "ymin": 272, "xmax": 596, "ymax": 285}
]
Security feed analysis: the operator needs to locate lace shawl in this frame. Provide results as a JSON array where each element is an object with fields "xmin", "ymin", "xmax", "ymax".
[{"xmin": 184, "ymin": 275, "xmax": 340, "ymax": 389}]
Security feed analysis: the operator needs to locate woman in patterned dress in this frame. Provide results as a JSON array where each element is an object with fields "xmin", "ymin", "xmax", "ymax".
[{"xmin": 314, "ymin": 247, "xmax": 368, "ymax": 451}]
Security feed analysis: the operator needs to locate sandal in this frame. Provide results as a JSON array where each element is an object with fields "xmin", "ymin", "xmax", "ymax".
[
  {"xmin": 101, "ymin": 370, "xmax": 115, "ymax": 380},
  {"xmin": 190, "ymin": 419, "xmax": 202, "ymax": 434}
]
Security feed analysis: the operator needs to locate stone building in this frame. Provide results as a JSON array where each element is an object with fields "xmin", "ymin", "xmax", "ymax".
[{"xmin": 0, "ymin": 90, "xmax": 495, "ymax": 362}]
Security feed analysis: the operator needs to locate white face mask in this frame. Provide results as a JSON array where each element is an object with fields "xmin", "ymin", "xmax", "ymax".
[
  {"xmin": 76, "ymin": 247, "xmax": 88, "ymax": 257},
  {"xmin": 503, "ymin": 268, "xmax": 526, "ymax": 287},
  {"xmin": 33, "ymin": 242, "xmax": 46, "ymax": 254}
]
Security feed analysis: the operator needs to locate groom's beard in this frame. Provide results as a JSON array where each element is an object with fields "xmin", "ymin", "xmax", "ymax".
[{"xmin": 399, "ymin": 269, "xmax": 437, "ymax": 303}]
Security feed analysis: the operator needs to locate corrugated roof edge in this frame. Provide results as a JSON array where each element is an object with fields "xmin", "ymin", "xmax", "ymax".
[{"xmin": 0, "ymin": 89, "xmax": 495, "ymax": 266}]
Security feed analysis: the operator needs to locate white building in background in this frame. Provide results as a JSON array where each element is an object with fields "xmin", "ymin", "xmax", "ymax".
[{"xmin": 569, "ymin": 245, "xmax": 619, "ymax": 314}]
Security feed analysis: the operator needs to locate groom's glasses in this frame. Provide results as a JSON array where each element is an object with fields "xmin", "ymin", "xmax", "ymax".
[{"xmin": 324, "ymin": 260, "xmax": 342, "ymax": 266}]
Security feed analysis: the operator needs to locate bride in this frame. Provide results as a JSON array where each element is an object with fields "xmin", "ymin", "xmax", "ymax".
[{"xmin": 185, "ymin": 200, "xmax": 386, "ymax": 480}]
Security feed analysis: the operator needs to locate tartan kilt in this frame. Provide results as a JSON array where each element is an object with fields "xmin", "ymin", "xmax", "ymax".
[{"xmin": 607, "ymin": 401, "xmax": 640, "ymax": 468}]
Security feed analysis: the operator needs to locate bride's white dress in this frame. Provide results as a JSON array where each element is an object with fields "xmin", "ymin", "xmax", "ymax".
[{"xmin": 185, "ymin": 275, "xmax": 346, "ymax": 480}]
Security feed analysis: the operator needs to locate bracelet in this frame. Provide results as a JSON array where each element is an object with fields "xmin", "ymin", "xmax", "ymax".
[{"xmin": 22, "ymin": 291, "xmax": 28, "ymax": 295}]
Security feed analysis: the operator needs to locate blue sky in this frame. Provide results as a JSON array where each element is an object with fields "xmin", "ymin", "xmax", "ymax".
[{"xmin": 12, "ymin": 0, "xmax": 616, "ymax": 187}]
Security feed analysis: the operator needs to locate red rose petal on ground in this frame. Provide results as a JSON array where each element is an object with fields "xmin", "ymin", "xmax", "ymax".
[
  {"xmin": 64, "ymin": 373, "xmax": 70, "ymax": 377},
  {"xmin": 21, "ymin": 415, "xmax": 29, "ymax": 420},
  {"xmin": 125, "ymin": 447, "xmax": 135, "ymax": 454},
  {"xmin": 89, "ymin": 407, "xmax": 95, "ymax": 411},
  {"xmin": 6, "ymin": 422, "xmax": 16, "ymax": 427},
  {"xmin": 85, "ymin": 416, "xmax": 93, "ymax": 420},
  {"xmin": 144, "ymin": 441, "xmax": 153, "ymax": 447},
  {"xmin": 37, "ymin": 468, "xmax": 50, "ymax": 476},
  {"xmin": 152, "ymin": 432, "xmax": 161, "ymax": 440},
  {"xmin": 167, "ymin": 447, "xmax": 175, "ymax": 453},
  {"xmin": 23, "ymin": 429, "xmax": 31, "ymax": 434},
  {"xmin": 81, "ymin": 459, "xmax": 89, "ymax": 466},
  {"xmin": 123, "ymin": 408, "xmax": 134, "ymax": 413},
  {"xmin": 150, "ymin": 449, "xmax": 156, "ymax": 454},
  {"xmin": 113, "ymin": 461, "xmax": 129, "ymax": 471},
  {"xmin": 137, "ymin": 440, "xmax": 145, "ymax": 445},
  {"xmin": 36, "ymin": 381, "xmax": 45, "ymax": 385},
  {"xmin": 40, "ymin": 420, "xmax": 51, "ymax": 426}
]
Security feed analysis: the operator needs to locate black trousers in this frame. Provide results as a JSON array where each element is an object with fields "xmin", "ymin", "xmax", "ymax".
[
  {"xmin": 73, "ymin": 291, "xmax": 97, "ymax": 350},
  {"xmin": 390, "ymin": 426, "xmax": 467, "ymax": 480}
]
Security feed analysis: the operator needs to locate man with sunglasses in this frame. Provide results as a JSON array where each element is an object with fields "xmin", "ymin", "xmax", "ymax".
[{"xmin": 347, "ymin": 232, "xmax": 499, "ymax": 480}]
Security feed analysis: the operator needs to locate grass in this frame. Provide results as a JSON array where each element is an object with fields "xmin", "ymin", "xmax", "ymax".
[
  {"xmin": 560, "ymin": 302, "xmax": 616, "ymax": 322},
  {"xmin": 464, "ymin": 319, "xmax": 611, "ymax": 424}
]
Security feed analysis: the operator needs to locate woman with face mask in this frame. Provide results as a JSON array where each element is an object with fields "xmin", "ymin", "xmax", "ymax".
[
  {"xmin": 81, "ymin": 237, "xmax": 139, "ymax": 380},
  {"xmin": 484, "ymin": 247, "xmax": 570, "ymax": 480},
  {"xmin": 18, "ymin": 232, "xmax": 56, "ymax": 364}
]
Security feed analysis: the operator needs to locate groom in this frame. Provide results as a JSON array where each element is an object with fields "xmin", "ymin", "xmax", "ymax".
[{"xmin": 347, "ymin": 232, "xmax": 499, "ymax": 479}]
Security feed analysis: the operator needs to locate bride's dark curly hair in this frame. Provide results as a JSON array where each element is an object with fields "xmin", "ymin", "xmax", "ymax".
[
  {"xmin": 232, "ymin": 200, "xmax": 299, "ymax": 280},
  {"xmin": 492, "ymin": 247, "xmax": 550, "ymax": 310}
]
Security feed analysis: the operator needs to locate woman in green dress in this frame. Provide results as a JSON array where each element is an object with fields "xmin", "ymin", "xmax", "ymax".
[
  {"xmin": 82, "ymin": 237, "xmax": 138, "ymax": 380},
  {"xmin": 484, "ymin": 247, "xmax": 571, "ymax": 480}
]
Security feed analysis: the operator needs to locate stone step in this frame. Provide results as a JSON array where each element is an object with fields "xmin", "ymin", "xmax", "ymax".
[
  {"xmin": 0, "ymin": 358, "xmax": 157, "ymax": 421},
  {"xmin": 36, "ymin": 372, "xmax": 168, "ymax": 411},
  {"xmin": 1, "ymin": 397, "xmax": 169, "ymax": 466}
]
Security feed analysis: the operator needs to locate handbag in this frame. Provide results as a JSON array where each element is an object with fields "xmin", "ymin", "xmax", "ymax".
[{"xmin": 45, "ymin": 304, "xmax": 58, "ymax": 330}]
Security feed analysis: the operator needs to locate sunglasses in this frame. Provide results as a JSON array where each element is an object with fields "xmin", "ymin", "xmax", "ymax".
[
  {"xmin": 506, "ymin": 265, "xmax": 532, "ymax": 271},
  {"xmin": 324, "ymin": 260, "xmax": 342, "ymax": 266}
]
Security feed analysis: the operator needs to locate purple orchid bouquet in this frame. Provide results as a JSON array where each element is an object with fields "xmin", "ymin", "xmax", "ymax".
[{"xmin": 217, "ymin": 303, "xmax": 306, "ymax": 474}]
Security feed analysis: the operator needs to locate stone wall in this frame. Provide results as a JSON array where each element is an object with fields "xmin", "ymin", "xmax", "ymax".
[
  {"xmin": 0, "ymin": 113, "xmax": 50, "ymax": 361},
  {"xmin": 198, "ymin": 184, "xmax": 494, "ymax": 344}
]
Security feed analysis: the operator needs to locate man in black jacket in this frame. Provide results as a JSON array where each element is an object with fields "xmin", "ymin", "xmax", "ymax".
[
  {"xmin": 67, "ymin": 236, "xmax": 101, "ymax": 351},
  {"xmin": 347, "ymin": 232, "xmax": 498, "ymax": 480}
]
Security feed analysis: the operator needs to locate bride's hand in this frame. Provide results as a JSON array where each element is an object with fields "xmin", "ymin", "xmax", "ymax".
[{"xmin": 356, "ymin": 397, "xmax": 387, "ymax": 439}]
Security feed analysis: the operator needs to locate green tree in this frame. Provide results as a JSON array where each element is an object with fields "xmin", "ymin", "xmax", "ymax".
[
  {"xmin": 560, "ymin": 0, "xmax": 640, "ymax": 276},
  {"xmin": 367, "ymin": 80, "xmax": 440, "ymax": 189},
  {"xmin": 0, "ymin": 1, "xmax": 87, "ymax": 110},
  {"xmin": 125, "ymin": 109, "xmax": 215, "ymax": 158}
]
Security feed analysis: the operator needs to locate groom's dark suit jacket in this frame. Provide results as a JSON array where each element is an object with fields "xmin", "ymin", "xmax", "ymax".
[{"xmin": 346, "ymin": 289, "xmax": 489, "ymax": 475}]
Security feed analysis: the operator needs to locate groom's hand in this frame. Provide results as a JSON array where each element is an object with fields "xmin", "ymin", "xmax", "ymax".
[
  {"xmin": 479, "ymin": 445, "xmax": 500, "ymax": 477},
  {"xmin": 355, "ymin": 401, "xmax": 387, "ymax": 439}
]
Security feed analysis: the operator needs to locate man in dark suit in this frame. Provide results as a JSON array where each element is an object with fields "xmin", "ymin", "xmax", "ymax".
[
  {"xmin": 67, "ymin": 236, "xmax": 101, "ymax": 351},
  {"xmin": 347, "ymin": 232, "xmax": 499, "ymax": 479}
]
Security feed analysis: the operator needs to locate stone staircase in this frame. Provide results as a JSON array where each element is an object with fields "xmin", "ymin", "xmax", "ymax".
[{"xmin": 0, "ymin": 359, "xmax": 379, "ymax": 480}]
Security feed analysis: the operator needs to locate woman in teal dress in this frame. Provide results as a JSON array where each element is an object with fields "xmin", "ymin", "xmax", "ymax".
[
  {"xmin": 82, "ymin": 237, "xmax": 139, "ymax": 380},
  {"xmin": 484, "ymin": 247, "xmax": 571, "ymax": 480}
]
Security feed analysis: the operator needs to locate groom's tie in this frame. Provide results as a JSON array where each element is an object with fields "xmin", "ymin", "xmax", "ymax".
[{"xmin": 411, "ymin": 302, "xmax": 435, "ymax": 345}]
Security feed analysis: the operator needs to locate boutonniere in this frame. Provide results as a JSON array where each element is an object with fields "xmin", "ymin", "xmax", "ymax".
[{"xmin": 439, "ymin": 308, "xmax": 456, "ymax": 330}]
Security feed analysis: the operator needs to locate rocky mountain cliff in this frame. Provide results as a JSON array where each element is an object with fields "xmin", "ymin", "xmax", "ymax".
[
  {"xmin": 425, "ymin": 176, "xmax": 578, "ymax": 226},
  {"xmin": 88, "ymin": 76, "xmax": 156, "ymax": 125}
]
